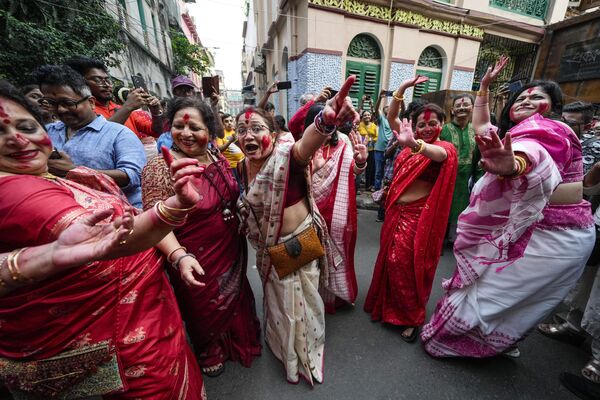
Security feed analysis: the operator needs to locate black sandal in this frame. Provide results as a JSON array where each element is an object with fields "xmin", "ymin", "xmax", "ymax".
[
  {"xmin": 400, "ymin": 326, "xmax": 419, "ymax": 343},
  {"xmin": 202, "ymin": 363, "xmax": 225, "ymax": 378},
  {"xmin": 537, "ymin": 322, "xmax": 586, "ymax": 345},
  {"xmin": 560, "ymin": 372, "xmax": 600, "ymax": 400}
]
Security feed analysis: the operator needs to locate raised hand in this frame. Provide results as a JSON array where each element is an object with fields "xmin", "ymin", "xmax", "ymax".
[
  {"xmin": 267, "ymin": 81, "xmax": 279, "ymax": 94},
  {"xmin": 316, "ymin": 86, "xmax": 332, "ymax": 103},
  {"xmin": 480, "ymin": 55, "xmax": 509, "ymax": 89},
  {"xmin": 162, "ymin": 146, "xmax": 206, "ymax": 207},
  {"xmin": 323, "ymin": 75, "xmax": 360, "ymax": 126},
  {"xmin": 398, "ymin": 75, "xmax": 429, "ymax": 92},
  {"xmin": 476, "ymin": 130, "xmax": 516, "ymax": 175},
  {"xmin": 51, "ymin": 208, "xmax": 134, "ymax": 269},
  {"xmin": 178, "ymin": 256, "xmax": 205, "ymax": 287},
  {"xmin": 349, "ymin": 129, "xmax": 368, "ymax": 164},
  {"xmin": 394, "ymin": 119, "xmax": 418, "ymax": 148}
]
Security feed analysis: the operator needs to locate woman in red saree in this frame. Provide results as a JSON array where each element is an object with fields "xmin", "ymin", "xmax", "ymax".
[
  {"xmin": 142, "ymin": 97, "xmax": 261, "ymax": 377},
  {"xmin": 0, "ymin": 81, "xmax": 206, "ymax": 399},
  {"xmin": 311, "ymin": 105, "xmax": 368, "ymax": 313},
  {"xmin": 364, "ymin": 103, "xmax": 457, "ymax": 341}
]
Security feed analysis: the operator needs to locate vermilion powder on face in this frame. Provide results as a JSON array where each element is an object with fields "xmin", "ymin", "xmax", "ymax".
[
  {"xmin": 183, "ymin": 113, "xmax": 190, "ymax": 123},
  {"xmin": 261, "ymin": 134, "xmax": 271, "ymax": 150}
]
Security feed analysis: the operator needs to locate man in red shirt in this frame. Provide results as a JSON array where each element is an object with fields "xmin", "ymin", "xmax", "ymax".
[{"xmin": 65, "ymin": 56, "xmax": 164, "ymax": 138}]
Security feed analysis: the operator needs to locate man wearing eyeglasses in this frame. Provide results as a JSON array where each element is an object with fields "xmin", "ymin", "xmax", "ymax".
[
  {"xmin": 36, "ymin": 64, "xmax": 146, "ymax": 208},
  {"xmin": 65, "ymin": 56, "xmax": 164, "ymax": 139}
]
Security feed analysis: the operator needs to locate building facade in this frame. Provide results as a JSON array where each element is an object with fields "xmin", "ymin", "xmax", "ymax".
[
  {"xmin": 245, "ymin": 0, "xmax": 569, "ymax": 118},
  {"xmin": 106, "ymin": 0, "xmax": 175, "ymax": 98}
]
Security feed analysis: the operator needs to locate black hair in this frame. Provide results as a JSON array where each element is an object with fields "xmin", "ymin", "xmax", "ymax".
[
  {"xmin": 221, "ymin": 113, "xmax": 232, "ymax": 121},
  {"xmin": 563, "ymin": 101, "xmax": 595, "ymax": 125},
  {"xmin": 402, "ymin": 98, "xmax": 428, "ymax": 119},
  {"xmin": 499, "ymin": 80, "xmax": 563, "ymax": 135},
  {"xmin": 64, "ymin": 56, "xmax": 108, "ymax": 76},
  {"xmin": 451, "ymin": 93, "xmax": 474, "ymax": 107},
  {"xmin": 304, "ymin": 103, "xmax": 338, "ymax": 146},
  {"xmin": 33, "ymin": 65, "xmax": 92, "ymax": 97},
  {"xmin": 20, "ymin": 84, "xmax": 40, "ymax": 96},
  {"xmin": 410, "ymin": 103, "xmax": 446, "ymax": 127},
  {"xmin": 0, "ymin": 80, "xmax": 45, "ymax": 128},
  {"xmin": 166, "ymin": 97, "xmax": 219, "ymax": 140},
  {"xmin": 235, "ymin": 107, "xmax": 276, "ymax": 132},
  {"xmin": 265, "ymin": 101, "xmax": 275, "ymax": 112},
  {"xmin": 274, "ymin": 115, "xmax": 289, "ymax": 132}
]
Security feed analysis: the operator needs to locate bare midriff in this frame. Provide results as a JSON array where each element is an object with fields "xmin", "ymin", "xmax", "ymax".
[
  {"xmin": 549, "ymin": 182, "xmax": 583, "ymax": 205},
  {"xmin": 396, "ymin": 179, "xmax": 434, "ymax": 205},
  {"xmin": 281, "ymin": 197, "xmax": 310, "ymax": 236}
]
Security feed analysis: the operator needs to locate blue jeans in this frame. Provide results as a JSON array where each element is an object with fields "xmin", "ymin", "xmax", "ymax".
[{"xmin": 374, "ymin": 150, "xmax": 385, "ymax": 190}]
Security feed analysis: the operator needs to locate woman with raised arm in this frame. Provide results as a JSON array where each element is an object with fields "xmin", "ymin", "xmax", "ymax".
[
  {"xmin": 421, "ymin": 56, "xmax": 595, "ymax": 358},
  {"xmin": 0, "ymin": 81, "xmax": 207, "ymax": 399},
  {"xmin": 236, "ymin": 77, "xmax": 359, "ymax": 385},
  {"xmin": 142, "ymin": 97, "xmax": 261, "ymax": 378},
  {"xmin": 364, "ymin": 103, "xmax": 457, "ymax": 342},
  {"xmin": 310, "ymin": 104, "xmax": 368, "ymax": 313}
]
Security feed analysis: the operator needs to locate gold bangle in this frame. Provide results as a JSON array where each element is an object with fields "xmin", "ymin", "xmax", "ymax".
[
  {"xmin": 410, "ymin": 139, "xmax": 426, "ymax": 155},
  {"xmin": 7, "ymin": 248, "xmax": 30, "ymax": 283},
  {"xmin": 161, "ymin": 202, "xmax": 196, "ymax": 213},
  {"xmin": 0, "ymin": 255, "xmax": 8, "ymax": 287},
  {"xmin": 392, "ymin": 91, "xmax": 404, "ymax": 102},
  {"xmin": 157, "ymin": 201, "xmax": 187, "ymax": 224},
  {"xmin": 167, "ymin": 246, "xmax": 187, "ymax": 263},
  {"xmin": 477, "ymin": 90, "xmax": 488, "ymax": 97}
]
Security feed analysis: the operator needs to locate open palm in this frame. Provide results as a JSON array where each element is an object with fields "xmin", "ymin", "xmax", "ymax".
[
  {"xmin": 349, "ymin": 130, "xmax": 368, "ymax": 164},
  {"xmin": 480, "ymin": 55, "xmax": 509, "ymax": 88},
  {"xmin": 395, "ymin": 118, "xmax": 416, "ymax": 147},
  {"xmin": 52, "ymin": 208, "xmax": 134, "ymax": 269},
  {"xmin": 476, "ymin": 131, "xmax": 516, "ymax": 175}
]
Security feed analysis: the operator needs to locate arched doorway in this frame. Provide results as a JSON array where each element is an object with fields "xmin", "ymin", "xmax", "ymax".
[
  {"xmin": 345, "ymin": 34, "xmax": 381, "ymax": 109},
  {"xmin": 414, "ymin": 46, "xmax": 443, "ymax": 98}
]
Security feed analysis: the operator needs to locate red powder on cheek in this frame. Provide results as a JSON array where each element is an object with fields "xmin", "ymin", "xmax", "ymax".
[
  {"xmin": 197, "ymin": 135, "xmax": 208, "ymax": 146},
  {"xmin": 538, "ymin": 102, "xmax": 549, "ymax": 115},
  {"xmin": 261, "ymin": 134, "xmax": 271, "ymax": 150},
  {"xmin": 3, "ymin": 119, "xmax": 10, "ymax": 124},
  {"xmin": 32, "ymin": 134, "xmax": 52, "ymax": 148},
  {"xmin": 423, "ymin": 110, "xmax": 433, "ymax": 122},
  {"xmin": 183, "ymin": 113, "xmax": 190, "ymax": 123}
]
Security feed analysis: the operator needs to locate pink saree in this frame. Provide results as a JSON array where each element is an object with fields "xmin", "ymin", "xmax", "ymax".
[{"xmin": 422, "ymin": 115, "xmax": 595, "ymax": 357}]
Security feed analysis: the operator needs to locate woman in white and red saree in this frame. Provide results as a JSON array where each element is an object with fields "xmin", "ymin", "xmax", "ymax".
[
  {"xmin": 236, "ymin": 77, "xmax": 359, "ymax": 385},
  {"xmin": 364, "ymin": 104, "xmax": 457, "ymax": 342},
  {"xmin": 311, "ymin": 110, "xmax": 368, "ymax": 313},
  {"xmin": 0, "ymin": 81, "xmax": 207, "ymax": 399},
  {"xmin": 421, "ymin": 58, "xmax": 595, "ymax": 358}
]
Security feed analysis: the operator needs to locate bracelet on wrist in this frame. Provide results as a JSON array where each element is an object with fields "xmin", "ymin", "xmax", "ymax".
[
  {"xmin": 477, "ymin": 90, "xmax": 489, "ymax": 97},
  {"xmin": 167, "ymin": 246, "xmax": 187, "ymax": 263},
  {"xmin": 154, "ymin": 201, "xmax": 188, "ymax": 226},
  {"xmin": 172, "ymin": 253, "xmax": 197, "ymax": 270},
  {"xmin": 6, "ymin": 248, "xmax": 32, "ymax": 284},
  {"xmin": 355, "ymin": 160, "xmax": 367, "ymax": 169},
  {"xmin": 410, "ymin": 139, "xmax": 426, "ymax": 155},
  {"xmin": 314, "ymin": 110, "xmax": 336, "ymax": 136},
  {"xmin": 0, "ymin": 255, "xmax": 9, "ymax": 288},
  {"xmin": 497, "ymin": 155, "xmax": 528, "ymax": 180},
  {"xmin": 392, "ymin": 91, "xmax": 404, "ymax": 102}
]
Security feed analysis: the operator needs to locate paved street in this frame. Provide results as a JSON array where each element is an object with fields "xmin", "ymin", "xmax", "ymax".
[{"xmin": 205, "ymin": 209, "xmax": 589, "ymax": 400}]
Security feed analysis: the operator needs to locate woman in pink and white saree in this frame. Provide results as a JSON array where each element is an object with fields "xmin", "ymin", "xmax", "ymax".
[
  {"xmin": 421, "ymin": 58, "xmax": 595, "ymax": 358},
  {"xmin": 236, "ymin": 78, "xmax": 359, "ymax": 385}
]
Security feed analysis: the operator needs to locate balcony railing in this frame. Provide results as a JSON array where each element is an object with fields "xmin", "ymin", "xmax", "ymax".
[{"xmin": 489, "ymin": 0, "xmax": 548, "ymax": 20}]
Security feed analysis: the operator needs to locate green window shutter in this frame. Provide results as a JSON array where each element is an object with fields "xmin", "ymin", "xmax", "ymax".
[
  {"xmin": 346, "ymin": 61, "xmax": 381, "ymax": 110},
  {"xmin": 414, "ymin": 69, "xmax": 442, "ymax": 98}
]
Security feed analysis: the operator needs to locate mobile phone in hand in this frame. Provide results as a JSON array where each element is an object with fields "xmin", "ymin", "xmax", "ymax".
[
  {"xmin": 385, "ymin": 90, "xmax": 395, "ymax": 96},
  {"xmin": 276, "ymin": 81, "xmax": 292, "ymax": 90},
  {"xmin": 50, "ymin": 148, "xmax": 62, "ymax": 160},
  {"xmin": 328, "ymin": 89, "xmax": 338, "ymax": 99},
  {"xmin": 131, "ymin": 75, "xmax": 147, "ymax": 91}
]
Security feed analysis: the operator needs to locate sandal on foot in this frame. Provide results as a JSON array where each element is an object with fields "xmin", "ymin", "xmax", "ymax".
[
  {"xmin": 202, "ymin": 363, "xmax": 225, "ymax": 378},
  {"xmin": 537, "ymin": 322, "xmax": 586, "ymax": 345},
  {"xmin": 502, "ymin": 346, "xmax": 521, "ymax": 358},
  {"xmin": 560, "ymin": 372, "xmax": 600, "ymax": 400},
  {"xmin": 400, "ymin": 327, "xmax": 419, "ymax": 343},
  {"xmin": 582, "ymin": 359, "xmax": 600, "ymax": 384}
]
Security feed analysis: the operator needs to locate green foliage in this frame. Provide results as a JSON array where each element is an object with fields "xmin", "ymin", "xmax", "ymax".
[
  {"xmin": 0, "ymin": 0, "xmax": 125, "ymax": 85},
  {"xmin": 170, "ymin": 28, "xmax": 212, "ymax": 77}
]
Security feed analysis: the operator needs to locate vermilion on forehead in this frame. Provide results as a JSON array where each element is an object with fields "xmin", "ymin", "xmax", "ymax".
[{"xmin": 237, "ymin": 115, "xmax": 266, "ymax": 126}]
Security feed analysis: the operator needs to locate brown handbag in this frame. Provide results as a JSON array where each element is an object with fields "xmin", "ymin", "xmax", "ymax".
[{"xmin": 267, "ymin": 225, "xmax": 325, "ymax": 279}]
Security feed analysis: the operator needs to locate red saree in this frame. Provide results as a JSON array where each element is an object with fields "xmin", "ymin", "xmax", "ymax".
[
  {"xmin": 364, "ymin": 141, "xmax": 457, "ymax": 326},
  {"xmin": 313, "ymin": 136, "xmax": 358, "ymax": 313},
  {"xmin": 0, "ymin": 173, "xmax": 205, "ymax": 399},
  {"xmin": 142, "ymin": 154, "xmax": 261, "ymax": 369}
]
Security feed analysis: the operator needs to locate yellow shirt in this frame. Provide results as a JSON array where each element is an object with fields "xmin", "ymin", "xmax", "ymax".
[
  {"xmin": 358, "ymin": 121, "xmax": 378, "ymax": 151},
  {"xmin": 215, "ymin": 130, "xmax": 244, "ymax": 168}
]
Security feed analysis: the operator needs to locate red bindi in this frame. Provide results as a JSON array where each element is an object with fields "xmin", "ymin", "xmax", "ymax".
[
  {"xmin": 423, "ymin": 110, "xmax": 433, "ymax": 122},
  {"xmin": 526, "ymin": 88, "xmax": 535, "ymax": 95},
  {"xmin": 244, "ymin": 108, "xmax": 253, "ymax": 124},
  {"xmin": 261, "ymin": 134, "xmax": 271, "ymax": 150},
  {"xmin": 183, "ymin": 113, "xmax": 190, "ymax": 123}
]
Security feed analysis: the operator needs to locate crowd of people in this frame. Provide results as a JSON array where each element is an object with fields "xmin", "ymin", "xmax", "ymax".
[{"xmin": 0, "ymin": 53, "xmax": 599, "ymax": 399}]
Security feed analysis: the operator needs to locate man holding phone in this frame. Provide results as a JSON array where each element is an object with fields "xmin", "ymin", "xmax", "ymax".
[{"xmin": 65, "ymin": 56, "xmax": 164, "ymax": 138}]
